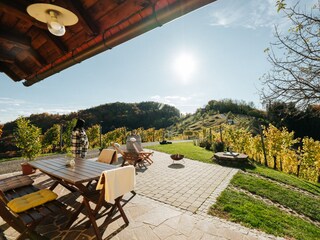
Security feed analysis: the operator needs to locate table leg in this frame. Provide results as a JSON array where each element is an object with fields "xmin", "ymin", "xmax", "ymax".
[
  {"xmin": 64, "ymin": 202, "xmax": 85, "ymax": 229},
  {"xmin": 83, "ymin": 197, "xmax": 102, "ymax": 240}
]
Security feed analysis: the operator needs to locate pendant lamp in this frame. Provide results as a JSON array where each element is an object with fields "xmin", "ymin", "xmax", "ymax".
[{"xmin": 27, "ymin": 3, "xmax": 78, "ymax": 37}]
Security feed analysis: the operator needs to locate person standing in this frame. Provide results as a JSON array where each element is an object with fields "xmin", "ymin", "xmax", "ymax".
[{"xmin": 71, "ymin": 118, "xmax": 89, "ymax": 160}]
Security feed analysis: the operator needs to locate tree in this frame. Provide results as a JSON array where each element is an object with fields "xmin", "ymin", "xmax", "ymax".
[
  {"xmin": 42, "ymin": 124, "xmax": 60, "ymax": 152},
  {"xmin": 62, "ymin": 119, "xmax": 77, "ymax": 149},
  {"xmin": 86, "ymin": 124, "xmax": 100, "ymax": 148},
  {"xmin": 14, "ymin": 117, "xmax": 42, "ymax": 161},
  {"xmin": 261, "ymin": 1, "xmax": 320, "ymax": 109},
  {"xmin": 0, "ymin": 125, "xmax": 3, "ymax": 138}
]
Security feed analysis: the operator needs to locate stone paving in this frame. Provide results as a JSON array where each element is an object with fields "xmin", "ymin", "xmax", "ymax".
[
  {"xmin": 0, "ymin": 151, "xmax": 284, "ymax": 240},
  {"xmin": 135, "ymin": 151, "xmax": 238, "ymax": 215}
]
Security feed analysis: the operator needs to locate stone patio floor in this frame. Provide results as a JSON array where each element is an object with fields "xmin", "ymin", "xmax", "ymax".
[{"xmin": 0, "ymin": 151, "xmax": 284, "ymax": 240}]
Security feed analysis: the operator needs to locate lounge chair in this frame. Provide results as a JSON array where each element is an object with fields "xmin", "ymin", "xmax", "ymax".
[
  {"xmin": 0, "ymin": 175, "xmax": 65, "ymax": 239},
  {"xmin": 126, "ymin": 135, "xmax": 153, "ymax": 164},
  {"xmin": 112, "ymin": 143, "xmax": 145, "ymax": 168}
]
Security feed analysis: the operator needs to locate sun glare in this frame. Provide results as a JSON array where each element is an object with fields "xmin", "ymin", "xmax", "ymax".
[{"xmin": 173, "ymin": 52, "xmax": 196, "ymax": 83}]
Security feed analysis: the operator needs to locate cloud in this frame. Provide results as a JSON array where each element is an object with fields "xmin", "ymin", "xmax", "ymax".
[
  {"xmin": 210, "ymin": 0, "xmax": 318, "ymax": 30},
  {"xmin": 150, "ymin": 94, "xmax": 206, "ymax": 114},
  {"xmin": 0, "ymin": 97, "xmax": 25, "ymax": 105},
  {"xmin": 210, "ymin": 0, "xmax": 287, "ymax": 29},
  {"xmin": 0, "ymin": 98, "xmax": 77, "ymax": 124}
]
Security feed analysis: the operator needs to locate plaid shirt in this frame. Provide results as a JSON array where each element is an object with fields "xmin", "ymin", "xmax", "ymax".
[{"xmin": 71, "ymin": 128, "xmax": 89, "ymax": 158}]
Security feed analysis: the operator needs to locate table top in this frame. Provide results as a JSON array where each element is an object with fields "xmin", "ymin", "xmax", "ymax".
[
  {"xmin": 214, "ymin": 152, "xmax": 248, "ymax": 160},
  {"xmin": 29, "ymin": 158, "xmax": 116, "ymax": 185}
]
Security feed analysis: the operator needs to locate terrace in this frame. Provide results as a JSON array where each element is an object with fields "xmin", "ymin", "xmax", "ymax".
[{"xmin": 0, "ymin": 150, "xmax": 281, "ymax": 239}]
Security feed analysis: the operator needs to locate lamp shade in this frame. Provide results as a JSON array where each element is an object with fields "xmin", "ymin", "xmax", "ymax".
[{"xmin": 27, "ymin": 3, "xmax": 78, "ymax": 36}]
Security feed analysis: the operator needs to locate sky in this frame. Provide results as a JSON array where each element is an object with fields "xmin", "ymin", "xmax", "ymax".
[{"xmin": 0, "ymin": 0, "xmax": 316, "ymax": 124}]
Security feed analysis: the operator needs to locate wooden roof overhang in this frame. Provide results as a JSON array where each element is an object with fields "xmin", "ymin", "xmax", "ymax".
[{"xmin": 0, "ymin": 0, "xmax": 216, "ymax": 87}]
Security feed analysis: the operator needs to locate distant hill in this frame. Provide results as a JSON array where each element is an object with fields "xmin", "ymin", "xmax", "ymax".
[
  {"xmin": 167, "ymin": 99, "xmax": 267, "ymax": 136},
  {"xmin": 1, "ymin": 101, "xmax": 180, "ymax": 137}
]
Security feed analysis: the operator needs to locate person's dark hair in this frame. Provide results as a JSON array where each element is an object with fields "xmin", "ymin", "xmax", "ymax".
[{"xmin": 73, "ymin": 118, "xmax": 85, "ymax": 131}]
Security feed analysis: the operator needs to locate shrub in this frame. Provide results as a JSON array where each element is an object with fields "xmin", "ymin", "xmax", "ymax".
[
  {"xmin": 199, "ymin": 139, "xmax": 212, "ymax": 150},
  {"xmin": 213, "ymin": 141, "xmax": 225, "ymax": 152}
]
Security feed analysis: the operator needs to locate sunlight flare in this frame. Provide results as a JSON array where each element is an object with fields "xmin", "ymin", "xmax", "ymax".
[{"xmin": 173, "ymin": 52, "xmax": 197, "ymax": 83}]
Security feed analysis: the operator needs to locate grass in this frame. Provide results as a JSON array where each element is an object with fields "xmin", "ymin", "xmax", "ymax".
[
  {"xmin": 246, "ymin": 164, "xmax": 320, "ymax": 196},
  {"xmin": 148, "ymin": 143, "xmax": 320, "ymax": 194},
  {"xmin": 210, "ymin": 189, "xmax": 320, "ymax": 240},
  {"xmin": 150, "ymin": 142, "xmax": 320, "ymax": 239},
  {"xmin": 231, "ymin": 173, "xmax": 320, "ymax": 221},
  {"xmin": 146, "ymin": 142, "xmax": 214, "ymax": 163}
]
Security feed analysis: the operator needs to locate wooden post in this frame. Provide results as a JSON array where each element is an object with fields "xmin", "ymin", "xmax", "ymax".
[
  {"xmin": 219, "ymin": 126, "xmax": 223, "ymax": 142},
  {"xmin": 60, "ymin": 124, "xmax": 63, "ymax": 151},
  {"xmin": 259, "ymin": 124, "xmax": 268, "ymax": 167}
]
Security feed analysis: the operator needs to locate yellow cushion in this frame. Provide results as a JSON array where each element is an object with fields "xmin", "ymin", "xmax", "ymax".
[{"xmin": 7, "ymin": 189, "xmax": 58, "ymax": 213}]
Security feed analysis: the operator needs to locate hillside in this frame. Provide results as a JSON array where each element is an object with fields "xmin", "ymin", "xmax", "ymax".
[
  {"xmin": 1, "ymin": 101, "xmax": 180, "ymax": 137},
  {"xmin": 167, "ymin": 99, "xmax": 266, "ymax": 136}
]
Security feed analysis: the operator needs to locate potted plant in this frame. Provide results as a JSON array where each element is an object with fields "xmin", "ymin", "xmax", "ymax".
[{"xmin": 14, "ymin": 117, "xmax": 42, "ymax": 175}]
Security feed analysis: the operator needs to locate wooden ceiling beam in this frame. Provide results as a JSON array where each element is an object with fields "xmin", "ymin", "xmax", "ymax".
[
  {"xmin": 0, "ymin": 63, "xmax": 22, "ymax": 81},
  {"xmin": 0, "ymin": 47, "xmax": 32, "ymax": 75},
  {"xmin": 14, "ymin": 61, "xmax": 32, "ymax": 76},
  {"xmin": 28, "ymin": 48, "xmax": 47, "ymax": 67},
  {"xmin": 65, "ymin": 1, "xmax": 99, "ymax": 36},
  {"xmin": 0, "ymin": 0, "xmax": 47, "ymax": 30},
  {"xmin": 0, "ymin": 31, "xmax": 47, "ymax": 67},
  {"xmin": 42, "ymin": 31, "xmax": 68, "ymax": 55},
  {"xmin": 0, "ymin": 31, "xmax": 31, "ymax": 50},
  {"xmin": 0, "ymin": 52, "xmax": 15, "ymax": 63},
  {"xmin": 29, "ymin": 26, "xmax": 68, "ymax": 55}
]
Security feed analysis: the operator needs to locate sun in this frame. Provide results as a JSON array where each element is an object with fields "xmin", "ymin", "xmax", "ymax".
[{"xmin": 173, "ymin": 52, "xmax": 197, "ymax": 83}]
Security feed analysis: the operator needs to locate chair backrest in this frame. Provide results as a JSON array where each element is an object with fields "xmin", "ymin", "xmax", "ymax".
[
  {"xmin": 97, "ymin": 149, "xmax": 117, "ymax": 164},
  {"xmin": 126, "ymin": 135, "xmax": 142, "ymax": 152},
  {"xmin": 112, "ymin": 143, "xmax": 125, "ymax": 156}
]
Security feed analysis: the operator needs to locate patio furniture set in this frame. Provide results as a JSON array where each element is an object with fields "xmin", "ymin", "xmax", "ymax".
[{"xmin": 0, "ymin": 138, "xmax": 154, "ymax": 240}]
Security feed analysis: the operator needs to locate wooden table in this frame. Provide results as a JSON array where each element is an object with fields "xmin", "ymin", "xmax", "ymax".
[
  {"xmin": 214, "ymin": 152, "xmax": 248, "ymax": 165},
  {"xmin": 29, "ymin": 157, "xmax": 117, "ymax": 236},
  {"xmin": 29, "ymin": 158, "xmax": 116, "ymax": 193}
]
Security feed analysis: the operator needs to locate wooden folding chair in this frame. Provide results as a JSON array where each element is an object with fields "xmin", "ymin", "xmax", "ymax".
[
  {"xmin": 65, "ymin": 166, "xmax": 136, "ymax": 240},
  {"xmin": 132, "ymin": 142, "xmax": 154, "ymax": 165},
  {"xmin": 0, "ymin": 175, "xmax": 65, "ymax": 240},
  {"xmin": 112, "ymin": 143, "xmax": 145, "ymax": 168}
]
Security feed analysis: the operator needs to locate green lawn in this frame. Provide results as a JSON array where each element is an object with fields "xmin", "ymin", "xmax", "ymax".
[
  {"xmin": 210, "ymin": 189, "xmax": 320, "ymax": 240},
  {"xmin": 231, "ymin": 173, "xmax": 320, "ymax": 221},
  {"xmin": 149, "ymin": 142, "xmax": 320, "ymax": 240},
  {"xmin": 246, "ymin": 164, "xmax": 320, "ymax": 196},
  {"xmin": 146, "ymin": 142, "xmax": 214, "ymax": 163}
]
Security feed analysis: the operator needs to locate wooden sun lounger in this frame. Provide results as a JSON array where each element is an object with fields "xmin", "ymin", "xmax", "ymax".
[
  {"xmin": 112, "ymin": 143, "xmax": 145, "ymax": 168},
  {"xmin": 0, "ymin": 175, "xmax": 66, "ymax": 240}
]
